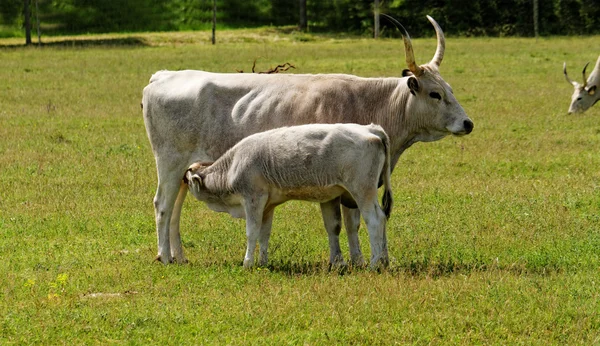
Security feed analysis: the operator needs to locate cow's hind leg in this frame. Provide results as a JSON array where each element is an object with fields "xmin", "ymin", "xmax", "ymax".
[
  {"xmin": 169, "ymin": 181, "xmax": 188, "ymax": 263},
  {"xmin": 342, "ymin": 206, "xmax": 365, "ymax": 267},
  {"xmin": 153, "ymin": 160, "xmax": 188, "ymax": 264},
  {"xmin": 320, "ymin": 199, "xmax": 346, "ymax": 267}
]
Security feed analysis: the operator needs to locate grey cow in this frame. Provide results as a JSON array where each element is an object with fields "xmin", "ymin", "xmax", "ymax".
[
  {"xmin": 184, "ymin": 123, "xmax": 393, "ymax": 268},
  {"xmin": 564, "ymin": 55, "xmax": 600, "ymax": 113},
  {"xmin": 142, "ymin": 16, "xmax": 473, "ymax": 266}
]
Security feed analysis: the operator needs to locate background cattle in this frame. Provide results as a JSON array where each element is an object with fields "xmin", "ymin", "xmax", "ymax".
[
  {"xmin": 142, "ymin": 16, "xmax": 473, "ymax": 265},
  {"xmin": 563, "ymin": 55, "xmax": 600, "ymax": 113},
  {"xmin": 183, "ymin": 123, "xmax": 392, "ymax": 268}
]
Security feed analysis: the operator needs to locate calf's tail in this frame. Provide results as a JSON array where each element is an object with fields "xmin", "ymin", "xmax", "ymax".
[{"xmin": 377, "ymin": 128, "xmax": 393, "ymax": 219}]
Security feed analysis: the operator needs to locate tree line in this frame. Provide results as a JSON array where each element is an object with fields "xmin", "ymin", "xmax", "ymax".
[{"xmin": 1, "ymin": 0, "xmax": 599, "ymax": 39}]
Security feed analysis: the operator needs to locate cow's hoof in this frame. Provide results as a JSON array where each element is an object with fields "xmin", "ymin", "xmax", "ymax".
[
  {"xmin": 329, "ymin": 258, "xmax": 348, "ymax": 271},
  {"xmin": 329, "ymin": 262, "xmax": 349, "ymax": 275},
  {"xmin": 349, "ymin": 256, "xmax": 366, "ymax": 268}
]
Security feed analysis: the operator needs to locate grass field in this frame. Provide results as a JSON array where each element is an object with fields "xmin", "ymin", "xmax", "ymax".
[{"xmin": 1, "ymin": 29, "xmax": 600, "ymax": 344}]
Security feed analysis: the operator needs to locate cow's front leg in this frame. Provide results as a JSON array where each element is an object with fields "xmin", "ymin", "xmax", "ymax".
[
  {"xmin": 242, "ymin": 194, "xmax": 268, "ymax": 269},
  {"xmin": 320, "ymin": 199, "xmax": 346, "ymax": 267},
  {"xmin": 169, "ymin": 182, "xmax": 188, "ymax": 263},
  {"xmin": 257, "ymin": 207, "xmax": 275, "ymax": 267},
  {"xmin": 342, "ymin": 206, "xmax": 365, "ymax": 267}
]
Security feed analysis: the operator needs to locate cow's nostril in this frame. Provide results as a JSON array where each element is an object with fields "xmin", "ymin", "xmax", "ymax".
[{"xmin": 463, "ymin": 120, "xmax": 474, "ymax": 134}]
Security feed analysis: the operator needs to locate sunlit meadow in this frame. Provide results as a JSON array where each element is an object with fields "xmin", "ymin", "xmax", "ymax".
[{"xmin": 1, "ymin": 29, "xmax": 599, "ymax": 344}]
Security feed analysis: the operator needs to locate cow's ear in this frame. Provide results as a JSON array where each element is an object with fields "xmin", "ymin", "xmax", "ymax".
[
  {"xmin": 407, "ymin": 76, "xmax": 420, "ymax": 95},
  {"xmin": 402, "ymin": 69, "xmax": 413, "ymax": 77},
  {"xmin": 588, "ymin": 85, "xmax": 596, "ymax": 96}
]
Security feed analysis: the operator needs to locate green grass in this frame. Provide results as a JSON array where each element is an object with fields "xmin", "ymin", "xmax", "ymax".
[{"xmin": 1, "ymin": 29, "xmax": 600, "ymax": 344}]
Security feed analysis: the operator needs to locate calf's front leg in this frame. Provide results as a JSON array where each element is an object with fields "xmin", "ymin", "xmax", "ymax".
[
  {"xmin": 257, "ymin": 208, "xmax": 275, "ymax": 267},
  {"xmin": 242, "ymin": 194, "xmax": 269, "ymax": 269}
]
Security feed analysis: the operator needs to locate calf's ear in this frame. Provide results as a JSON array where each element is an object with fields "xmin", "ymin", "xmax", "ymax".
[
  {"xmin": 191, "ymin": 173, "xmax": 204, "ymax": 188},
  {"xmin": 588, "ymin": 85, "xmax": 596, "ymax": 96},
  {"xmin": 407, "ymin": 76, "xmax": 420, "ymax": 96},
  {"xmin": 184, "ymin": 169, "xmax": 203, "ymax": 187}
]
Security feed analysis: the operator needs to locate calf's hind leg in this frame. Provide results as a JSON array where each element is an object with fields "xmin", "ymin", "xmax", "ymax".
[
  {"xmin": 342, "ymin": 206, "xmax": 365, "ymax": 267},
  {"xmin": 355, "ymin": 199, "xmax": 389, "ymax": 268},
  {"xmin": 320, "ymin": 199, "xmax": 346, "ymax": 267}
]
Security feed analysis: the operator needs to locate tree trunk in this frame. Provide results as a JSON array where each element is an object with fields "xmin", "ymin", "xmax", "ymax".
[
  {"xmin": 24, "ymin": 0, "xmax": 32, "ymax": 45},
  {"xmin": 35, "ymin": 0, "xmax": 41, "ymax": 45},
  {"xmin": 212, "ymin": 0, "xmax": 216, "ymax": 45},
  {"xmin": 299, "ymin": 0, "xmax": 307, "ymax": 31},
  {"xmin": 374, "ymin": 0, "xmax": 380, "ymax": 39},
  {"xmin": 533, "ymin": 0, "xmax": 539, "ymax": 39}
]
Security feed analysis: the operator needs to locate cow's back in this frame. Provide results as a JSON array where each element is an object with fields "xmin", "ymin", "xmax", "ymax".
[
  {"xmin": 221, "ymin": 124, "xmax": 385, "ymax": 190},
  {"xmin": 142, "ymin": 70, "xmax": 399, "ymax": 163}
]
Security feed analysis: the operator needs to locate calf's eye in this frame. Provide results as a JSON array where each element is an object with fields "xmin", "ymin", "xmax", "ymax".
[{"xmin": 429, "ymin": 92, "xmax": 442, "ymax": 100}]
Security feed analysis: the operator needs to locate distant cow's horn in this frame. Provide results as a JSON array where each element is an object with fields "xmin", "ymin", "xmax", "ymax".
[
  {"xmin": 582, "ymin": 62, "xmax": 590, "ymax": 88},
  {"xmin": 427, "ymin": 16, "xmax": 445, "ymax": 67},
  {"xmin": 563, "ymin": 62, "xmax": 578, "ymax": 86}
]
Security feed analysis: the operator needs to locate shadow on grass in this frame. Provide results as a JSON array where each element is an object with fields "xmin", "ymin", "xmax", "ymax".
[
  {"xmin": 197, "ymin": 257, "xmax": 563, "ymax": 277},
  {"xmin": 0, "ymin": 37, "xmax": 148, "ymax": 49}
]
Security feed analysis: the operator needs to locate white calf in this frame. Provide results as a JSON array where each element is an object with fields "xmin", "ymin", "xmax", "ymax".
[{"xmin": 184, "ymin": 123, "xmax": 393, "ymax": 268}]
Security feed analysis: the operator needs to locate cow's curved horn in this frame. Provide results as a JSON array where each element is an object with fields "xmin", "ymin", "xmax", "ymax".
[
  {"xmin": 380, "ymin": 13, "xmax": 423, "ymax": 77},
  {"xmin": 563, "ymin": 62, "xmax": 578, "ymax": 86},
  {"xmin": 402, "ymin": 30, "xmax": 424, "ymax": 77},
  {"xmin": 427, "ymin": 16, "xmax": 445, "ymax": 67},
  {"xmin": 582, "ymin": 62, "xmax": 590, "ymax": 88}
]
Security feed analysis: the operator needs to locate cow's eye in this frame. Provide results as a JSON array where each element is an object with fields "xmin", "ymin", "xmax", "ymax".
[
  {"xmin": 429, "ymin": 92, "xmax": 442, "ymax": 100},
  {"xmin": 577, "ymin": 97, "xmax": 582, "ymax": 101}
]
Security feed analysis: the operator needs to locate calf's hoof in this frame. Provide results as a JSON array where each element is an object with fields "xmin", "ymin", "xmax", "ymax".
[
  {"xmin": 155, "ymin": 254, "xmax": 174, "ymax": 264},
  {"xmin": 243, "ymin": 258, "xmax": 254, "ymax": 269},
  {"xmin": 173, "ymin": 256, "xmax": 189, "ymax": 264},
  {"xmin": 369, "ymin": 257, "xmax": 390, "ymax": 271}
]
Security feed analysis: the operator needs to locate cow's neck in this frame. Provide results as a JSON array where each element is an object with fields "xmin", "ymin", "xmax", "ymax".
[{"xmin": 380, "ymin": 81, "xmax": 429, "ymax": 169}]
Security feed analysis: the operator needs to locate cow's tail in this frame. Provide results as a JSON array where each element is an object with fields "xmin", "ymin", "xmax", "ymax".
[{"xmin": 374, "ymin": 125, "xmax": 393, "ymax": 219}]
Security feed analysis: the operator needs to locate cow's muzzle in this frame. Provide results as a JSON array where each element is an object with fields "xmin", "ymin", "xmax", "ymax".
[{"xmin": 463, "ymin": 119, "xmax": 474, "ymax": 134}]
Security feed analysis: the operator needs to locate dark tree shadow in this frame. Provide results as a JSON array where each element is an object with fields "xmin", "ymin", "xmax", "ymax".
[{"xmin": 0, "ymin": 37, "xmax": 148, "ymax": 49}]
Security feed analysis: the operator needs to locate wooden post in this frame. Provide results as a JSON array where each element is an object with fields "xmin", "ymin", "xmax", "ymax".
[
  {"xmin": 35, "ymin": 0, "xmax": 41, "ymax": 45},
  {"xmin": 374, "ymin": 0, "xmax": 380, "ymax": 39},
  {"xmin": 299, "ymin": 0, "xmax": 307, "ymax": 32},
  {"xmin": 212, "ymin": 0, "xmax": 216, "ymax": 45},
  {"xmin": 24, "ymin": 0, "xmax": 32, "ymax": 45},
  {"xmin": 533, "ymin": 0, "xmax": 539, "ymax": 40}
]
